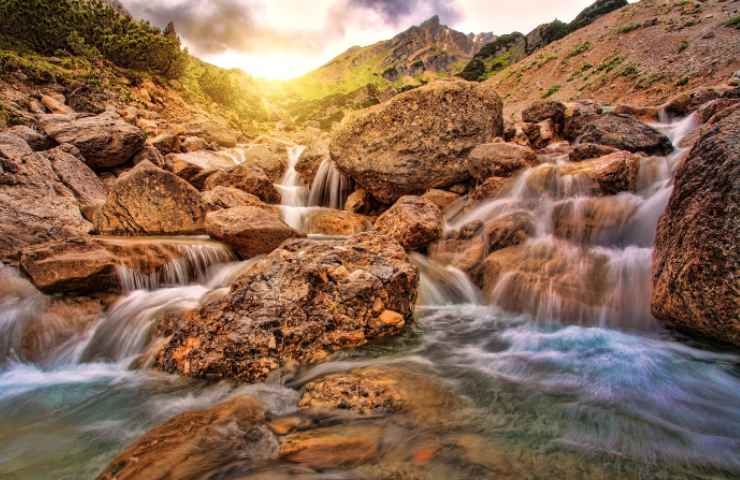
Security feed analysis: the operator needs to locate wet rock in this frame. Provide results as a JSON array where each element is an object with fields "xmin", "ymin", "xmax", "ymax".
[
  {"xmin": 38, "ymin": 111, "xmax": 145, "ymax": 169},
  {"xmin": 279, "ymin": 424, "xmax": 384, "ymax": 469},
  {"xmin": 0, "ymin": 139, "xmax": 92, "ymax": 265},
  {"xmin": 155, "ymin": 232, "xmax": 418, "ymax": 382},
  {"xmin": 524, "ymin": 119, "xmax": 558, "ymax": 149},
  {"xmin": 179, "ymin": 135, "xmax": 207, "ymax": 152},
  {"xmin": 19, "ymin": 238, "xmax": 119, "ymax": 294},
  {"xmin": 206, "ymin": 206, "xmax": 304, "ymax": 258},
  {"xmin": 522, "ymin": 100, "xmax": 566, "ymax": 129},
  {"xmin": 202, "ymin": 186, "xmax": 278, "ymax": 214},
  {"xmin": 97, "ymin": 396, "xmax": 278, "ymax": 480},
  {"xmin": 6, "ymin": 125, "xmax": 53, "ymax": 151},
  {"xmin": 165, "ymin": 150, "xmax": 237, "ymax": 189},
  {"xmin": 331, "ymin": 80, "xmax": 504, "ymax": 203},
  {"xmin": 304, "ymin": 209, "xmax": 373, "ymax": 236},
  {"xmin": 150, "ymin": 132, "xmax": 180, "ymax": 155},
  {"xmin": 469, "ymin": 175, "xmax": 512, "ymax": 202},
  {"xmin": 564, "ymin": 113, "xmax": 672, "ymax": 155},
  {"xmin": 295, "ymin": 138, "xmax": 329, "ymax": 185},
  {"xmin": 696, "ymin": 98, "xmax": 740, "ymax": 123},
  {"xmin": 552, "ymin": 195, "xmax": 639, "ymax": 243},
  {"xmin": 204, "ymin": 163, "xmax": 281, "ymax": 204},
  {"xmin": 558, "ymin": 151, "xmax": 641, "ymax": 195},
  {"xmin": 241, "ymin": 143, "xmax": 288, "ymax": 182},
  {"xmin": 652, "ymin": 109, "xmax": 740, "ymax": 346},
  {"xmin": 421, "ymin": 189, "xmax": 460, "ymax": 211},
  {"xmin": 467, "ymin": 142, "xmax": 537, "ymax": 181},
  {"xmin": 93, "ymin": 161, "xmax": 207, "ymax": 235},
  {"xmin": 375, "ymin": 196, "xmax": 443, "ymax": 251},
  {"xmin": 613, "ymin": 104, "xmax": 659, "ymax": 121},
  {"xmin": 568, "ymin": 143, "xmax": 619, "ymax": 162},
  {"xmin": 662, "ymin": 85, "xmax": 740, "ymax": 117},
  {"xmin": 345, "ymin": 188, "xmax": 376, "ymax": 214}
]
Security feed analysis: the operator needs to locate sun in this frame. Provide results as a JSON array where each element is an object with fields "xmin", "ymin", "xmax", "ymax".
[{"xmin": 207, "ymin": 50, "xmax": 319, "ymax": 81}]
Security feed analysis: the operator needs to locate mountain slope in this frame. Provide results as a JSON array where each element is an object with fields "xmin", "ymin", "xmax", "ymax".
[
  {"xmin": 285, "ymin": 16, "xmax": 493, "ymax": 100},
  {"xmin": 486, "ymin": 0, "xmax": 740, "ymax": 116}
]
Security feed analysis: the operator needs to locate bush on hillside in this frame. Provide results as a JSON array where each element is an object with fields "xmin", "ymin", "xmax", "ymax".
[{"xmin": 0, "ymin": 0, "xmax": 187, "ymax": 77}]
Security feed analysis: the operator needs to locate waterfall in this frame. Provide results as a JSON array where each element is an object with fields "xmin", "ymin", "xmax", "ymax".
[
  {"xmin": 412, "ymin": 254, "xmax": 482, "ymax": 307},
  {"xmin": 276, "ymin": 145, "xmax": 310, "ymax": 230},
  {"xmin": 307, "ymin": 158, "xmax": 350, "ymax": 209}
]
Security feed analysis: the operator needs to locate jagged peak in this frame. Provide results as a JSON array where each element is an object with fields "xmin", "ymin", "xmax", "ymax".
[{"xmin": 420, "ymin": 15, "xmax": 441, "ymax": 29}]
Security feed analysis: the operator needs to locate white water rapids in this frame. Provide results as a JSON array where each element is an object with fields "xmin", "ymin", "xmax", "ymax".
[{"xmin": 0, "ymin": 119, "xmax": 739, "ymax": 478}]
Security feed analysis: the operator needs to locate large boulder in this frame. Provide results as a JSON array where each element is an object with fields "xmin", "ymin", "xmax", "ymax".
[
  {"xmin": 38, "ymin": 111, "xmax": 145, "ymax": 169},
  {"xmin": 202, "ymin": 186, "xmax": 278, "ymax": 214},
  {"xmin": 0, "ymin": 136, "xmax": 93, "ymax": 265},
  {"xmin": 165, "ymin": 150, "xmax": 237, "ymax": 189},
  {"xmin": 521, "ymin": 100, "xmax": 565, "ymax": 128},
  {"xmin": 204, "ymin": 163, "xmax": 281, "ymax": 204},
  {"xmin": 466, "ymin": 142, "xmax": 537, "ymax": 181},
  {"xmin": 331, "ymin": 80, "xmax": 504, "ymax": 203},
  {"xmin": 564, "ymin": 113, "xmax": 673, "ymax": 155},
  {"xmin": 205, "ymin": 206, "xmax": 304, "ymax": 258},
  {"xmin": 46, "ymin": 145, "xmax": 106, "ymax": 210},
  {"xmin": 652, "ymin": 109, "xmax": 740, "ymax": 346},
  {"xmin": 374, "ymin": 196, "xmax": 443, "ymax": 251},
  {"xmin": 155, "ymin": 232, "xmax": 418, "ymax": 382},
  {"xmin": 97, "ymin": 396, "xmax": 278, "ymax": 480},
  {"xmin": 93, "ymin": 162, "xmax": 207, "ymax": 235}
]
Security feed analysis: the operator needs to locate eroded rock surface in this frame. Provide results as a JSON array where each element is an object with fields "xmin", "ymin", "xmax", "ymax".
[
  {"xmin": 652, "ymin": 109, "xmax": 740, "ymax": 346},
  {"xmin": 156, "ymin": 232, "xmax": 419, "ymax": 382},
  {"xmin": 564, "ymin": 113, "xmax": 672, "ymax": 155},
  {"xmin": 374, "ymin": 196, "xmax": 443, "ymax": 251},
  {"xmin": 204, "ymin": 163, "xmax": 281, "ymax": 204},
  {"xmin": 466, "ymin": 142, "xmax": 538, "ymax": 180},
  {"xmin": 331, "ymin": 80, "xmax": 503, "ymax": 203}
]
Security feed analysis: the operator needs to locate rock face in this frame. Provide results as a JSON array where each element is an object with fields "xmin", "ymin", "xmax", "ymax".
[
  {"xmin": 0, "ymin": 136, "xmax": 93, "ymax": 265},
  {"xmin": 202, "ymin": 186, "xmax": 278, "ymax": 214},
  {"xmin": 466, "ymin": 142, "xmax": 537, "ymax": 180},
  {"xmin": 97, "ymin": 396, "xmax": 278, "ymax": 480},
  {"xmin": 304, "ymin": 209, "xmax": 373, "ymax": 236},
  {"xmin": 156, "ymin": 232, "xmax": 418, "ymax": 382},
  {"xmin": 652, "ymin": 109, "xmax": 740, "ymax": 346},
  {"xmin": 46, "ymin": 145, "xmax": 107, "ymax": 210},
  {"xmin": 564, "ymin": 113, "xmax": 672, "ymax": 155},
  {"xmin": 38, "ymin": 111, "xmax": 145, "ymax": 169},
  {"xmin": 374, "ymin": 196, "xmax": 443, "ymax": 251},
  {"xmin": 204, "ymin": 163, "xmax": 281, "ymax": 204},
  {"xmin": 522, "ymin": 100, "xmax": 565, "ymax": 127},
  {"xmin": 93, "ymin": 162, "xmax": 207, "ymax": 235},
  {"xmin": 331, "ymin": 80, "xmax": 504, "ymax": 203},
  {"xmin": 205, "ymin": 206, "xmax": 304, "ymax": 258}
]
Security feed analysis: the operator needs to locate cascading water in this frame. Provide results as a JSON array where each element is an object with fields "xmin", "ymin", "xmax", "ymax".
[
  {"xmin": 1, "ymin": 113, "xmax": 738, "ymax": 479},
  {"xmin": 307, "ymin": 158, "xmax": 350, "ymax": 209}
]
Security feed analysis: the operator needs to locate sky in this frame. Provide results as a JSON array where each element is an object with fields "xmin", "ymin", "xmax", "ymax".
[{"xmin": 119, "ymin": 0, "xmax": 610, "ymax": 80}]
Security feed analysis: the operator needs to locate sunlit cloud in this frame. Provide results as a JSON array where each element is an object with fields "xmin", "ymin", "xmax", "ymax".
[{"xmin": 119, "ymin": 0, "xmax": 614, "ymax": 79}]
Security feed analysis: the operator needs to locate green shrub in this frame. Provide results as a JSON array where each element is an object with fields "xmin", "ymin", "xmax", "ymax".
[
  {"xmin": 0, "ymin": 0, "xmax": 187, "ymax": 77},
  {"xmin": 542, "ymin": 84, "xmax": 561, "ymax": 98},
  {"xmin": 620, "ymin": 64, "xmax": 640, "ymax": 77},
  {"xmin": 566, "ymin": 41, "xmax": 592, "ymax": 58},
  {"xmin": 617, "ymin": 22, "xmax": 642, "ymax": 34},
  {"xmin": 678, "ymin": 40, "xmax": 689, "ymax": 52},
  {"xmin": 676, "ymin": 76, "xmax": 689, "ymax": 86},
  {"xmin": 726, "ymin": 15, "xmax": 740, "ymax": 30}
]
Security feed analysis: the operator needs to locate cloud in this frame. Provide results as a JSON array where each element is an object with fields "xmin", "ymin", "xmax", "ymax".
[{"xmin": 349, "ymin": 0, "xmax": 462, "ymax": 25}]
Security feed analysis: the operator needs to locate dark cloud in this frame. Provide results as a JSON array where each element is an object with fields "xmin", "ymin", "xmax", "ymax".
[
  {"xmin": 119, "ymin": 0, "xmax": 463, "ymax": 57},
  {"xmin": 350, "ymin": 0, "xmax": 462, "ymax": 25}
]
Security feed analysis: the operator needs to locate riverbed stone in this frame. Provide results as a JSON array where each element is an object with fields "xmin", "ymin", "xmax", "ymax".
[
  {"xmin": 652, "ymin": 108, "xmax": 740, "ymax": 346},
  {"xmin": 155, "ymin": 232, "xmax": 418, "ymax": 382},
  {"xmin": 203, "ymin": 163, "xmax": 281, "ymax": 203},
  {"xmin": 374, "ymin": 196, "xmax": 443, "ymax": 251},
  {"xmin": 564, "ymin": 113, "xmax": 672, "ymax": 155}
]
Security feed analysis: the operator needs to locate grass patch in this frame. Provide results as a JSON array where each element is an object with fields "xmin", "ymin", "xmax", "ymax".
[
  {"xmin": 595, "ymin": 55, "xmax": 624, "ymax": 73},
  {"xmin": 678, "ymin": 40, "xmax": 689, "ymax": 52},
  {"xmin": 676, "ymin": 76, "xmax": 689, "ymax": 86},
  {"xmin": 566, "ymin": 41, "xmax": 592, "ymax": 59},
  {"xmin": 726, "ymin": 15, "xmax": 740, "ymax": 30},
  {"xmin": 617, "ymin": 22, "xmax": 642, "ymax": 34},
  {"xmin": 620, "ymin": 64, "xmax": 640, "ymax": 78},
  {"xmin": 542, "ymin": 84, "xmax": 561, "ymax": 98}
]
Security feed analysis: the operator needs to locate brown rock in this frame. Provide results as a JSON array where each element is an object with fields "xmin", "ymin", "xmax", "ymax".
[
  {"xmin": 97, "ymin": 396, "xmax": 278, "ymax": 480},
  {"xmin": 523, "ymin": 118, "xmax": 557, "ymax": 149},
  {"xmin": 467, "ymin": 142, "xmax": 537, "ymax": 181},
  {"xmin": 304, "ymin": 208, "xmax": 373, "ymax": 236},
  {"xmin": 568, "ymin": 143, "xmax": 619, "ymax": 162},
  {"xmin": 150, "ymin": 132, "xmax": 180, "ymax": 155},
  {"xmin": 155, "ymin": 232, "xmax": 418, "ymax": 382},
  {"xmin": 40, "ymin": 94, "xmax": 72, "ymax": 114},
  {"xmin": 421, "ymin": 189, "xmax": 460, "ymax": 211},
  {"xmin": 345, "ymin": 188, "xmax": 376, "ymax": 214},
  {"xmin": 205, "ymin": 206, "xmax": 304, "ymax": 258},
  {"xmin": 652, "ymin": 109, "xmax": 740, "ymax": 346},
  {"xmin": 0, "ymin": 139, "xmax": 92, "ymax": 265},
  {"xmin": 557, "ymin": 151, "xmax": 641, "ymax": 195},
  {"xmin": 132, "ymin": 145, "xmax": 165, "ymax": 168},
  {"xmin": 522, "ymin": 100, "xmax": 566, "ymax": 128},
  {"xmin": 662, "ymin": 85, "xmax": 740, "ymax": 117},
  {"xmin": 93, "ymin": 162, "xmax": 207, "ymax": 235},
  {"xmin": 552, "ymin": 196, "xmax": 639, "ymax": 243},
  {"xmin": 469, "ymin": 176, "xmax": 512, "ymax": 202},
  {"xmin": 202, "ymin": 186, "xmax": 278, "ymax": 214},
  {"xmin": 564, "ymin": 113, "xmax": 672, "ymax": 155},
  {"xmin": 375, "ymin": 196, "xmax": 443, "ymax": 251},
  {"xmin": 47, "ymin": 145, "xmax": 107, "ymax": 210},
  {"xmin": 204, "ymin": 163, "xmax": 281, "ymax": 203},
  {"xmin": 331, "ymin": 80, "xmax": 504, "ymax": 203},
  {"xmin": 6, "ymin": 125, "xmax": 53, "ymax": 151},
  {"xmin": 165, "ymin": 150, "xmax": 237, "ymax": 189},
  {"xmin": 279, "ymin": 424, "xmax": 384, "ymax": 469},
  {"xmin": 38, "ymin": 111, "xmax": 146, "ymax": 169},
  {"xmin": 295, "ymin": 138, "xmax": 329, "ymax": 185}
]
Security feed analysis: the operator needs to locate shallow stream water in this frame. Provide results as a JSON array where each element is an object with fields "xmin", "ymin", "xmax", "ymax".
[{"xmin": 0, "ymin": 116, "xmax": 738, "ymax": 479}]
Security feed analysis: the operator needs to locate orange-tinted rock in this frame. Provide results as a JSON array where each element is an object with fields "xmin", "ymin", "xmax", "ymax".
[
  {"xmin": 279, "ymin": 424, "xmax": 384, "ymax": 469},
  {"xmin": 421, "ymin": 189, "xmax": 460, "ymax": 211},
  {"xmin": 205, "ymin": 206, "xmax": 303, "ymax": 258},
  {"xmin": 204, "ymin": 163, "xmax": 280, "ymax": 203},
  {"xmin": 155, "ymin": 233, "xmax": 418, "ymax": 382},
  {"xmin": 466, "ymin": 142, "xmax": 537, "ymax": 180},
  {"xmin": 564, "ymin": 113, "xmax": 672, "ymax": 155},
  {"xmin": 375, "ymin": 196, "xmax": 442, "ymax": 251},
  {"xmin": 97, "ymin": 396, "xmax": 278, "ymax": 480},
  {"xmin": 304, "ymin": 208, "xmax": 373, "ymax": 236},
  {"xmin": 93, "ymin": 162, "xmax": 207, "ymax": 235},
  {"xmin": 202, "ymin": 186, "xmax": 278, "ymax": 214}
]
